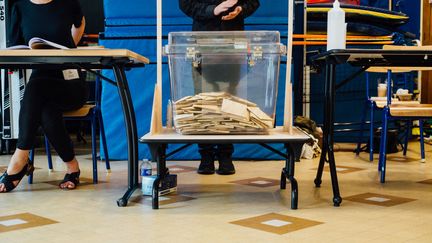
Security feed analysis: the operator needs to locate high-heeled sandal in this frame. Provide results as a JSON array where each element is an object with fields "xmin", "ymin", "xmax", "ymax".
[
  {"xmin": 0, "ymin": 160, "xmax": 34, "ymax": 192},
  {"xmin": 59, "ymin": 170, "xmax": 80, "ymax": 190}
]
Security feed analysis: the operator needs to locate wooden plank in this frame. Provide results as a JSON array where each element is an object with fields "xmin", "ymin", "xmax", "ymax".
[
  {"xmin": 390, "ymin": 104, "xmax": 432, "ymax": 116},
  {"xmin": 367, "ymin": 67, "xmax": 432, "ymax": 73},
  {"xmin": 141, "ymin": 126, "xmax": 310, "ymax": 142},
  {"xmin": 150, "ymin": 84, "xmax": 163, "ymax": 134},
  {"xmin": 382, "ymin": 45, "xmax": 432, "ymax": 50},
  {"xmin": 0, "ymin": 49, "xmax": 150, "ymax": 64},
  {"xmin": 283, "ymin": 0, "xmax": 294, "ymax": 133}
]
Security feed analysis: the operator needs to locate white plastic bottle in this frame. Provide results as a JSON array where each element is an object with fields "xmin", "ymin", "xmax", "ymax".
[
  {"xmin": 326, "ymin": 0, "xmax": 346, "ymax": 51},
  {"xmin": 140, "ymin": 159, "xmax": 152, "ymax": 177},
  {"xmin": 140, "ymin": 159, "xmax": 153, "ymax": 194}
]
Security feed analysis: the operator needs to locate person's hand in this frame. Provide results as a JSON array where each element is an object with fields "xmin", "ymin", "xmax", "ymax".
[
  {"xmin": 221, "ymin": 6, "xmax": 242, "ymax": 21},
  {"xmin": 213, "ymin": 0, "xmax": 238, "ymax": 16}
]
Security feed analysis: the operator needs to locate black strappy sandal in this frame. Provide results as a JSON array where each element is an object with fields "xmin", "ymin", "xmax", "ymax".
[
  {"xmin": 59, "ymin": 171, "xmax": 80, "ymax": 190},
  {"xmin": 0, "ymin": 160, "xmax": 34, "ymax": 192}
]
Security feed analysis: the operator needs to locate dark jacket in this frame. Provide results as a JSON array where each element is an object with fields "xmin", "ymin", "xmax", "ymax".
[{"xmin": 179, "ymin": 0, "xmax": 260, "ymax": 31}]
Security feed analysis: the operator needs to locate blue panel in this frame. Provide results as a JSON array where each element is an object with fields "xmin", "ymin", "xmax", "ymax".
[
  {"xmin": 99, "ymin": 38, "xmax": 170, "ymax": 160},
  {"xmin": 245, "ymin": 0, "xmax": 288, "ymax": 25},
  {"xmin": 103, "ymin": 0, "xmax": 147, "ymax": 19},
  {"xmin": 103, "ymin": 25, "xmax": 192, "ymax": 38},
  {"xmin": 105, "ymin": 17, "xmax": 192, "ymax": 27},
  {"xmin": 100, "ymin": 36, "xmax": 167, "ymax": 61},
  {"xmin": 360, "ymin": 0, "xmax": 388, "ymax": 9},
  {"xmin": 104, "ymin": 0, "xmax": 191, "ymax": 26},
  {"xmin": 104, "ymin": 0, "xmax": 289, "ymax": 27}
]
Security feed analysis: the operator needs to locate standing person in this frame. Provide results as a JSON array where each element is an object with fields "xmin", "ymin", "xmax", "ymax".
[
  {"xmin": 0, "ymin": 0, "xmax": 87, "ymax": 192},
  {"xmin": 179, "ymin": 0, "xmax": 260, "ymax": 175}
]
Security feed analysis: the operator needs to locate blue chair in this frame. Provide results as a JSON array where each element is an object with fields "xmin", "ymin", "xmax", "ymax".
[
  {"xmin": 378, "ymin": 69, "xmax": 431, "ymax": 183},
  {"xmin": 28, "ymin": 75, "xmax": 110, "ymax": 184},
  {"xmin": 356, "ymin": 69, "xmax": 424, "ymax": 162}
]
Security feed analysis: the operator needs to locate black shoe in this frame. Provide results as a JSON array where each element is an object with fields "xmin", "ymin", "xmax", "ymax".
[
  {"xmin": 197, "ymin": 144, "xmax": 216, "ymax": 175},
  {"xmin": 59, "ymin": 170, "xmax": 80, "ymax": 190},
  {"xmin": 216, "ymin": 161, "xmax": 235, "ymax": 175},
  {"xmin": 197, "ymin": 161, "xmax": 215, "ymax": 174},
  {"xmin": 216, "ymin": 145, "xmax": 235, "ymax": 175},
  {"xmin": 0, "ymin": 159, "xmax": 34, "ymax": 192},
  {"xmin": 216, "ymin": 156, "xmax": 235, "ymax": 175}
]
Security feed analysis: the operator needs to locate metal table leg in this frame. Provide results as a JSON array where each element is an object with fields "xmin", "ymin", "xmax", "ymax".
[
  {"xmin": 113, "ymin": 65, "xmax": 140, "ymax": 207},
  {"xmin": 152, "ymin": 143, "xmax": 168, "ymax": 209},
  {"xmin": 280, "ymin": 143, "xmax": 298, "ymax": 209},
  {"xmin": 314, "ymin": 63, "xmax": 342, "ymax": 207},
  {"xmin": 286, "ymin": 143, "xmax": 298, "ymax": 209}
]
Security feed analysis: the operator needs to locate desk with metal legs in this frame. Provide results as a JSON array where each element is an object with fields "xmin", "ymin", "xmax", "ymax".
[
  {"xmin": 311, "ymin": 46, "xmax": 432, "ymax": 201},
  {"xmin": 140, "ymin": 127, "xmax": 310, "ymax": 209},
  {"xmin": 0, "ymin": 49, "xmax": 149, "ymax": 205}
]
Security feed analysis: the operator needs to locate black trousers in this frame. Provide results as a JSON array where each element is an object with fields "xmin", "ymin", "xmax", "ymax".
[
  {"xmin": 198, "ymin": 144, "xmax": 234, "ymax": 162},
  {"xmin": 193, "ymin": 58, "xmax": 244, "ymax": 160},
  {"xmin": 17, "ymin": 70, "xmax": 88, "ymax": 162}
]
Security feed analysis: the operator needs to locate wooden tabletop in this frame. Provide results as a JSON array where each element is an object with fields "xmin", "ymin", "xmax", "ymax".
[
  {"xmin": 0, "ymin": 49, "xmax": 150, "ymax": 64},
  {"xmin": 140, "ymin": 126, "xmax": 311, "ymax": 143},
  {"xmin": 366, "ymin": 66, "xmax": 432, "ymax": 73},
  {"xmin": 382, "ymin": 45, "xmax": 432, "ymax": 51}
]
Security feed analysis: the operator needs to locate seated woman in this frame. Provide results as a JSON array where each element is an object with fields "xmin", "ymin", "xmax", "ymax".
[{"xmin": 0, "ymin": 0, "xmax": 87, "ymax": 192}]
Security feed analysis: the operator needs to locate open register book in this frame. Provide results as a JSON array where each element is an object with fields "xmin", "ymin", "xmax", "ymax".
[{"xmin": 7, "ymin": 37, "xmax": 68, "ymax": 50}]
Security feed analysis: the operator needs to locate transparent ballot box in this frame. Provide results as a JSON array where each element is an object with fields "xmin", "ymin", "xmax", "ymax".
[{"xmin": 164, "ymin": 31, "xmax": 286, "ymax": 135}]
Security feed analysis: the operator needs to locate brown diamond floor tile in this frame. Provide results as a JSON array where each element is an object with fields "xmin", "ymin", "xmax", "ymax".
[
  {"xmin": 417, "ymin": 179, "xmax": 432, "ymax": 185},
  {"xmin": 230, "ymin": 213, "xmax": 323, "ymax": 235},
  {"xmin": 0, "ymin": 213, "xmax": 58, "ymax": 233},
  {"xmin": 167, "ymin": 165, "xmax": 197, "ymax": 173},
  {"xmin": 317, "ymin": 165, "xmax": 365, "ymax": 174},
  {"xmin": 345, "ymin": 192, "xmax": 416, "ymax": 207},
  {"xmin": 132, "ymin": 194, "xmax": 196, "ymax": 206},
  {"xmin": 229, "ymin": 177, "xmax": 279, "ymax": 188}
]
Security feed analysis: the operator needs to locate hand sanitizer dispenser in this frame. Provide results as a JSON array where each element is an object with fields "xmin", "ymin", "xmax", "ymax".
[{"xmin": 326, "ymin": 0, "xmax": 346, "ymax": 51}]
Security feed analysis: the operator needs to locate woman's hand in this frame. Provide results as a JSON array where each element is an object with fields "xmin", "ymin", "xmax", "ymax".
[
  {"xmin": 221, "ymin": 6, "xmax": 242, "ymax": 21},
  {"xmin": 213, "ymin": 0, "xmax": 238, "ymax": 16}
]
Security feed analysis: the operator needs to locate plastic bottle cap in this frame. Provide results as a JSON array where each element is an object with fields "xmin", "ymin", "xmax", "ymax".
[{"xmin": 333, "ymin": 0, "xmax": 340, "ymax": 8}]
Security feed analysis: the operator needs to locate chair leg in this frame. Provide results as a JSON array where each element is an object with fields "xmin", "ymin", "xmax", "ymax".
[
  {"xmin": 356, "ymin": 100, "xmax": 368, "ymax": 156},
  {"xmin": 28, "ymin": 149, "xmax": 35, "ymax": 184},
  {"xmin": 45, "ymin": 136, "xmax": 53, "ymax": 172},
  {"xmin": 420, "ymin": 120, "xmax": 426, "ymax": 163},
  {"xmin": 98, "ymin": 110, "xmax": 111, "ymax": 171},
  {"xmin": 378, "ymin": 108, "xmax": 389, "ymax": 183},
  {"xmin": 403, "ymin": 121, "xmax": 411, "ymax": 156},
  {"xmin": 91, "ymin": 116, "xmax": 98, "ymax": 184},
  {"xmin": 369, "ymin": 102, "xmax": 374, "ymax": 162}
]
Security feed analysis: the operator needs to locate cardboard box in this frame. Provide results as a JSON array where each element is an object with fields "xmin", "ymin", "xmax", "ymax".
[{"xmin": 141, "ymin": 174, "xmax": 177, "ymax": 196}]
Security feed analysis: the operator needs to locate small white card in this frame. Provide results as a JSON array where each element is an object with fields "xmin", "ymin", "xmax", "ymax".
[{"xmin": 62, "ymin": 69, "xmax": 80, "ymax": 80}]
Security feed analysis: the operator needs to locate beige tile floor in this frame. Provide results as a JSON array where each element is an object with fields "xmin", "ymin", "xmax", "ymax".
[{"xmin": 1, "ymin": 141, "xmax": 432, "ymax": 243}]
